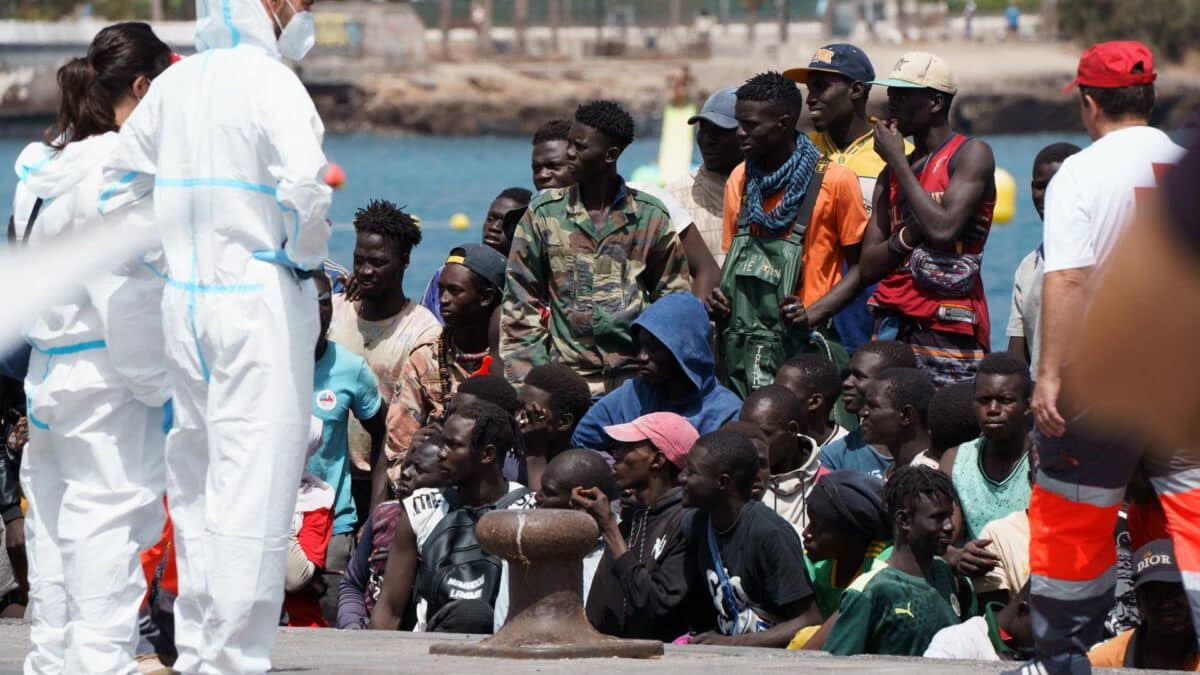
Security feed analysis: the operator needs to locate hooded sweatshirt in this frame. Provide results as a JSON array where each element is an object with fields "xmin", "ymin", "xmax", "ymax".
[
  {"xmin": 585, "ymin": 487, "xmax": 691, "ymax": 641},
  {"xmin": 14, "ymin": 135, "xmax": 169, "ymax": 406},
  {"xmin": 570, "ymin": 292, "xmax": 741, "ymax": 452},
  {"xmin": 763, "ymin": 433, "xmax": 828, "ymax": 536}
]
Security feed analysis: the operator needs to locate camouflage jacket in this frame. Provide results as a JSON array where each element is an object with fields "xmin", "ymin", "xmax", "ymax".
[
  {"xmin": 500, "ymin": 181, "xmax": 692, "ymax": 395},
  {"xmin": 383, "ymin": 334, "xmax": 481, "ymax": 488}
]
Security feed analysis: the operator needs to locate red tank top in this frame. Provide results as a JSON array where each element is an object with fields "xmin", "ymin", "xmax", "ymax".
[{"xmin": 870, "ymin": 134, "xmax": 992, "ymax": 346}]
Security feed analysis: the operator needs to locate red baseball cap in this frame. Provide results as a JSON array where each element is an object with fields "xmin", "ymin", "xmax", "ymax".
[
  {"xmin": 1064, "ymin": 41, "xmax": 1157, "ymax": 94},
  {"xmin": 604, "ymin": 412, "xmax": 698, "ymax": 469}
]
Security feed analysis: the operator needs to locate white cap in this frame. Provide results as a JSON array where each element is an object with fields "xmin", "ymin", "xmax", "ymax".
[{"xmin": 871, "ymin": 52, "xmax": 958, "ymax": 95}]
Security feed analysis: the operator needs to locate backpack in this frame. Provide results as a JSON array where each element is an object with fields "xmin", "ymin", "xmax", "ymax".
[
  {"xmin": 414, "ymin": 486, "xmax": 532, "ymax": 620},
  {"xmin": 365, "ymin": 500, "xmax": 404, "ymax": 618},
  {"xmin": 1, "ymin": 198, "xmax": 43, "ymax": 381},
  {"xmin": 718, "ymin": 168, "xmax": 839, "ymax": 397}
]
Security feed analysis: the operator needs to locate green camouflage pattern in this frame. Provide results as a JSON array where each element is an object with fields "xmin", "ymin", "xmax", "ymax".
[{"xmin": 500, "ymin": 182, "xmax": 691, "ymax": 395}]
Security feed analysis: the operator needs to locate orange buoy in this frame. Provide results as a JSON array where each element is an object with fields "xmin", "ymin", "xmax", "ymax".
[{"xmin": 323, "ymin": 162, "xmax": 346, "ymax": 190}]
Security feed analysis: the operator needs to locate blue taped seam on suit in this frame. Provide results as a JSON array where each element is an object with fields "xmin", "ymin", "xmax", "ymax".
[
  {"xmin": 28, "ymin": 340, "xmax": 106, "ymax": 356},
  {"xmin": 96, "ymin": 171, "xmax": 140, "ymax": 214},
  {"xmin": 24, "ymin": 340, "xmax": 106, "ymax": 431},
  {"xmin": 222, "ymin": 0, "xmax": 241, "ymax": 47},
  {"xmin": 140, "ymin": 260, "xmax": 264, "ymax": 294},
  {"xmin": 18, "ymin": 152, "xmax": 54, "ymax": 183},
  {"xmin": 155, "ymin": 177, "xmax": 275, "ymax": 195}
]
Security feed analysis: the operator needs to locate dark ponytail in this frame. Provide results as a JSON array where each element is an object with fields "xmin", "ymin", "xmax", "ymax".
[{"xmin": 47, "ymin": 22, "xmax": 172, "ymax": 149}]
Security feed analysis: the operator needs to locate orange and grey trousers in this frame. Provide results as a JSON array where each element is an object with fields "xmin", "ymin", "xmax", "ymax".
[{"xmin": 1030, "ymin": 403, "xmax": 1200, "ymax": 669}]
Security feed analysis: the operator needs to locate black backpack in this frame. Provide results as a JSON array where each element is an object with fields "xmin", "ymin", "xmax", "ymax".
[{"xmin": 415, "ymin": 486, "xmax": 533, "ymax": 620}]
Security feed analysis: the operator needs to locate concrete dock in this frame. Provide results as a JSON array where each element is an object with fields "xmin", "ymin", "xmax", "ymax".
[{"xmin": 0, "ymin": 619, "xmax": 1157, "ymax": 674}]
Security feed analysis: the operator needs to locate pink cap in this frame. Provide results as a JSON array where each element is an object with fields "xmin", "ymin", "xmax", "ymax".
[{"xmin": 603, "ymin": 412, "xmax": 699, "ymax": 469}]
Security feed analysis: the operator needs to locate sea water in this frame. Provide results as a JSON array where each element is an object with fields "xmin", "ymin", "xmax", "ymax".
[{"xmin": 0, "ymin": 131, "xmax": 1108, "ymax": 350}]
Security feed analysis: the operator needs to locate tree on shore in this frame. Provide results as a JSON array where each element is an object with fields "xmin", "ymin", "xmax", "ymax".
[{"xmin": 1057, "ymin": 0, "xmax": 1200, "ymax": 62}]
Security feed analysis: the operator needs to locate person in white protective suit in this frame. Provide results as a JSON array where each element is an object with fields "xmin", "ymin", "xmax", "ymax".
[
  {"xmin": 13, "ymin": 23, "xmax": 174, "ymax": 675},
  {"xmin": 96, "ymin": 0, "xmax": 332, "ymax": 672}
]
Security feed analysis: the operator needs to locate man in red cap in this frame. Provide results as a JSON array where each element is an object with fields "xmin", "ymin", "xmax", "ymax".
[
  {"xmin": 1022, "ymin": 41, "xmax": 1188, "ymax": 675},
  {"xmin": 572, "ymin": 412, "xmax": 698, "ymax": 642}
]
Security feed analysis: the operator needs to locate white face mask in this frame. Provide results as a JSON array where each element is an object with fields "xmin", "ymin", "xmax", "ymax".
[{"xmin": 271, "ymin": 0, "xmax": 315, "ymax": 61}]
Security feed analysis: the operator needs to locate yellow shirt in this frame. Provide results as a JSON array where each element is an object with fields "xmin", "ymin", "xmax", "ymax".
[{"xmin": 808, "ymin": 129, "xmax": 914, "ymax": 216}]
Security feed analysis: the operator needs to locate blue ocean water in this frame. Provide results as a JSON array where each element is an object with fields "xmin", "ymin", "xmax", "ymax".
[{"xmin": 0, "ymin": 131, "xmax": 1099, "ymax": 350}]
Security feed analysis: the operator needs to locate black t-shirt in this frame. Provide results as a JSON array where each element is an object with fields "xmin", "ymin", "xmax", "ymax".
[{"xmin": 682, "ymin": 500, "xmax": 814, "ymax": 635}]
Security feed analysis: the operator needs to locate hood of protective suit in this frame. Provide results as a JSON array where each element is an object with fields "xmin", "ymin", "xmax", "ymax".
[
  {"xmin": 195, "ymin": 0, "xmax": 281, "ymax": 57},
  {"xmin": 632, "ymin": 292, "xmax": 716, "ymax": 392},
  {"xmin": 14, "ymin": 134, "xmax": 117, "ymax": 201}
]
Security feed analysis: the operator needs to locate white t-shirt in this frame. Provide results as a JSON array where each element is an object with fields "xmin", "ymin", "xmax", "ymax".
[
  {"xmin": 1006, "ymin": 247, "xmax": 1043, "ymax": 376},
  {"xmin": 924, "ymin": 615, "xmax": 1001, "ymax": 661},
  {"xmin": 1042, "ymin": 126, "xmax": 1183, "ymax": 273},
  {"xmin": 628, "ymin": 181, "xmax": 695, "ymax": 235}
]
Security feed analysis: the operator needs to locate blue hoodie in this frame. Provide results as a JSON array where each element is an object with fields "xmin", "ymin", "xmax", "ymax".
[{"xmin": 570, "ymin": 293, "xmax": 741, "ymax": 452}]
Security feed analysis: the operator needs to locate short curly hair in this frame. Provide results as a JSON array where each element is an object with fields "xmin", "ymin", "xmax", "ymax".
[
  {"xmin": 856, "ymin": 340, "xmax": 918, "ymax": 370},
  {"xmin": 693, "ymin": 430, "xmax": 760, "ymax": 497},
  {"xmin": 779, "ymin": 353, "xmax": 842, "ymax": 405},
  {"xmin": 455, "ymin": 375, "xmax": 520, "ymax": 416},
  {"xmin": 976, "ymin": 351, "xmax": 1032, "ymax": 399},
  {"xmin": 532, "ymin": 118, "xmax": 572, "ymax": 145},
  {"xmin": 736, "ymin": 71, "xmax": 804, "ymax": 118},
  {"xmin": 574, "ymin": 100, "xmax": 635, "ymax": 149},
  {"xmin": 523, "ymin": 364, "xmax": 592, "ymax": 427},
  {"xmin": 352, "ymin": 199, "xmax": 422, "ymax": 260},
  {"xmin": 927, "ymin": 381, "xmax": 979, "ymax": 453},
  {"xmin": 877, "ymin": 367, "xmax": 936, "ymax": 427}
]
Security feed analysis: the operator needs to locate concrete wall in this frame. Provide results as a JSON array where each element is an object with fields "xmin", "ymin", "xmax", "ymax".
[{"xmin": 0, "ymin": 4, "xmax": 425, "ymax": 123}]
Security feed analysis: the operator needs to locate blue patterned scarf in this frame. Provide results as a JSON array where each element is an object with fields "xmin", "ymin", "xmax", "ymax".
[{"xmin": 742, "ymin": 135, "xmax": 822, "ymax": 235}]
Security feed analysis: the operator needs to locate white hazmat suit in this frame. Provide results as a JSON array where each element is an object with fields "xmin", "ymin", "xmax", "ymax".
[
  {"xmin": 98, "ymin": 1, "xmax": 332, "ymax": 672},
  {"xmin": 15, "ymin": 133, "xmax": 170, "ymax": 675}
]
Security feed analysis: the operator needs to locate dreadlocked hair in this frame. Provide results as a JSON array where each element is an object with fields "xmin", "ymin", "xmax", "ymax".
[
  {"xmin": 352, "ymin": 199, "xmax": 422, "ymax": 260},
  {"xmin": 884, "ymin": 465, "xmax": 958, "ymax": 526},
  {"xmin": 574, "ymin": 100, "xmax": 635, "ymax": 149},
  {"xmin": 451, "ymin": 400, "xmax": 516, "ymax": 462},
  {"xmin": 532, "ymin": 118, "xmax": 572, "ymax": 145},
  {"xmin": 523, "ymin": 364, "xmax": 592, "ymax": 426},
  {"xmin": 736, "ymin": 71, "xmax": 804, "ymax": 118}
]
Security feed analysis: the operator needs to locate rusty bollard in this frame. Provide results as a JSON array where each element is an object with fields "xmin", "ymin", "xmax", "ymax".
[{"xmin": 429, "ymin": 509, "xmax": 664, "ymax": 659}]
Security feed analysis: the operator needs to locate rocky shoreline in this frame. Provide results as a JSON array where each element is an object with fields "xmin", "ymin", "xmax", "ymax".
[
  {"xmin": 311, "ymin": 42, "xmax": 1200, "ymax": 137},
  {"xmin": 6, "ymin": 41, "xmax": 1199, "ymax": 138},
  {"xmin": 314, "ymin": 76, "xmax": 1200, "ymax": 138}
]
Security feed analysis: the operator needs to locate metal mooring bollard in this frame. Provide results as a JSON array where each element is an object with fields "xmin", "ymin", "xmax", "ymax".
[{"xmin": 429, "ymin": 508, "xmax": 664, "ymax": 659}]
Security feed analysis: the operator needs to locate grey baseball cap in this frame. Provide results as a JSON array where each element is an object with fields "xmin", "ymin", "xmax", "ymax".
[
  {"xmin": 688, "ymin": 86, "xmax": 738, "ymax": 129},
  {"xmin": 446, "ymin": 244, "xmax": 507, "ymax": 290}
]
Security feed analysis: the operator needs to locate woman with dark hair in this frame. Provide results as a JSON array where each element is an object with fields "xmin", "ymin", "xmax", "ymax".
[{"xmin": 11, "ymin": 21, "xmax": 173, "ymax": 674}]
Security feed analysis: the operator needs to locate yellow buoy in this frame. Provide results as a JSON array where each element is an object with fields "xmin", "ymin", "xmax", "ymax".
[
  {"xmin": 993, "ymin": 167, "xmax": 1017, "ymax": 225},
  {"xmin": 450, "ymin": 212, "xmax": 471, "ymax": 231}
]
